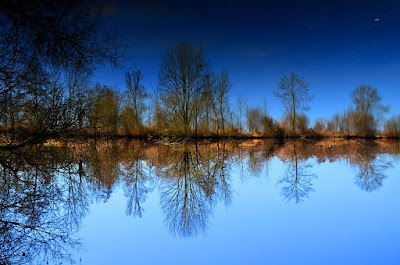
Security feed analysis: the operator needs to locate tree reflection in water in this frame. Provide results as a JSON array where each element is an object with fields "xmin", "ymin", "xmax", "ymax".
[
  {"xmin": 277, "ymin": 142, "xmax": 317, "ymax": 204},
  {"xmin": 350, "ymin": 141, "xmax": 393, "ymax": 192},
  {"xmin": 0, "ymin": 139, "xmax": 398, "ymax": 263},
  {"xmin": 120, "ymin": 142, "xmax": 155, "ymax": 218},
  {"xmin": 0, "ymin": 146, "xmax": 87, "ymax": 265},
  {"xmin": 158, "ymin": 142, "xmax": 231, "ymax": 237}
]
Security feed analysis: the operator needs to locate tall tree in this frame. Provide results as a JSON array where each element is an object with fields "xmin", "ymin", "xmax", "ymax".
[
  {"xmin": 274, "ymin": 73, "xmax": 313, "ymax": 132},
  {"xmin": 123, "ymin": 69, "xmax": 147, "ymax": 134},
  {"xmin": 351, "ymin": 84, "xmax": 388, "ymax": 136},
  {"xmin": 236, "ymin": 93, "xmax": 247, "ymax": 133},
  {"xmin": 214, "ymin": 71, "xmax": 231, "ymax": 134},
  {"xmin": 199, "ymin": 71, "xmax": 216, "ymax": 134},
  {"xmin": 158, "ymin": 43, "xmax": 208, "ymax": 135}
]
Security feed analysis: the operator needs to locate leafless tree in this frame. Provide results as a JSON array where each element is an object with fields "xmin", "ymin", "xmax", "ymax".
[
  {"xmin": 123, "ymin": 69, "xmax": 147, "ymax": 135},
  {"xmin": 158, "ymin": 43, "xmax": 208, "ymax": 135},
  {"xmin": 274, "ymin": 73, "xmax": 313, "ymax": 132},
  {"xmin": 351, "ymin": 84, "xmax": 388, "ymax": 136},
  {"xmin": 214, "ymin": 70, "xmax": 231, "ymax": 134},
  {"xmin": 236, "ymin": 93, "xmax": 247, "ymax": 133}
]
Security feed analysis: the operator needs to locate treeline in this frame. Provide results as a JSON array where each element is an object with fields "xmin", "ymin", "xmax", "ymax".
[
  {"xmin": 3, "ymin": 138, "xmax": 397, "ymax": 262},
  {"xmin": 1, "ymin": 2, "xmax": 400, "ymax": 146}
]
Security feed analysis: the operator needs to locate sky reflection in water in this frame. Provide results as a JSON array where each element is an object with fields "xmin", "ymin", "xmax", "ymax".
[{"xmin": 0, "ymin": 139, "xmax": 399, "ymax": 264}]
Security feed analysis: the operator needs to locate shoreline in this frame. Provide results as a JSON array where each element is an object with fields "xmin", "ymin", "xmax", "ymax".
[{"xmin": 1, "ymin": 133, "xmax": 399, "ymax": 150}]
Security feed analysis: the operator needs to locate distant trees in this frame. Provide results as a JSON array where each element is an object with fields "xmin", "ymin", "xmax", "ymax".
[
  {"xmin": 88, "ymin": 85, "xmax": 121, "ymax": 135},
  {"xmin": 313, "ymin": 118, "xmax": 327, "ymax": 134},
  {"xmin": 281, "ymin": 113, "xmax": 309, "ymax": 133},
  {"xmin": 350, "ymin": 84, "xmax": 388, "ymax": 136},
  {"xmin": 246, "ymin": 108, "xmax": 263, "ymax": 133},
  {"xmin": 246, "ymin": 106, "xmax": 277, "ymax": 135},
  {"xmin": 322, "ymin": 85, "xmax": 389, "ymax": 137},
  {"xmin": 274, "ymin": 73, "xmax": 313, "ymax": 133},
  {"xmin": 327, "ymin": 109, "xmax": 355, "ymax": 135},
  {"xmin": 384, "ymin": 115, "xmax": 400, "ymax": 137}
]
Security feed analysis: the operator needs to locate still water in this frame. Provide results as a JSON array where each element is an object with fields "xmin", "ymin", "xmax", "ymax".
[{"xmin": 1, "ymin": 139, "xmax": 399, "ymax": 264}]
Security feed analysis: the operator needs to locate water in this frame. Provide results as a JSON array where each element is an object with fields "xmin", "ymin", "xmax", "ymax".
[{"xmin": 1, "ymin": 139, "xmax": 399, "ymax": 264}]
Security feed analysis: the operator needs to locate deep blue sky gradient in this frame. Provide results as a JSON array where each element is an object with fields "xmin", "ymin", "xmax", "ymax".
[{"xmin": 95, "ymin": 0, "xmax": 400, "ymax": 123}]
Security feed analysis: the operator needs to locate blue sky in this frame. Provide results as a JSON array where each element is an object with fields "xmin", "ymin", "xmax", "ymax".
[{"xmin": 95, "ymin": 0, "xmax": 400, "ymax": 123}]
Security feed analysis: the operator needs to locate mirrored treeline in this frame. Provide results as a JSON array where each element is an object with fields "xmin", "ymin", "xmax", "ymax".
[{"xmin": 0, "ymin": 139, "xmax": 399, "ymax": 264}]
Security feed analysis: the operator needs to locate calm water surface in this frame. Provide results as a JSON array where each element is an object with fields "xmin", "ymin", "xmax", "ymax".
[{"xmin": 1, "ymin": 139, "xmax": 399, "ymax": 264}]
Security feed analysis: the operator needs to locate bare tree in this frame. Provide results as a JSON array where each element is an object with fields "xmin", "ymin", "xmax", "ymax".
[
  {"xmin": 123, "ymin": 69, "xmax": 147, "ymax": 135},
  {"xmin": 199, "ymin": 71, "xmax": 216, "ymax": 134},
  {"xmin": 158, "ymin": 43, "xmax": 208, "ymax": 135},
  {"xmin": 274, "ymin": 73, "xmax": 313, "ymax": 132},
  {"xmin": 351, "ymin": 84, "xmax": 388, "ymax": 136},
  {"xmin": 236, "ymin": 93, "xmax": 247, "ymax": 133},
  {"xmin": 215, "ymin": 71, "xmax": 231, "ymax": 134}
]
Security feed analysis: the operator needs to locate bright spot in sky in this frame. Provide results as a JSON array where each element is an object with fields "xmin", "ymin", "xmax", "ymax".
[{"xmin": 374, "ymin": 18, "xmax": 380, "ymax": 22}]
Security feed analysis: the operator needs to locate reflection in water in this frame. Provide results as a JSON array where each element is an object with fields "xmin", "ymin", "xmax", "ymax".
[
  {"xmin": 121, "ymin": 144, "xmax": 154, "ymax": 217},
  {"xmin": 277, "ymin": 143, "xmax": 317, "ymax": 203},
  {"xmin": 0, "ymin": 139, "xmax": 399, "ymax": 263},
  {"xmin": 158, "ymin": 143, "xmax": 231, "ymax": 237},
  {"xmin": 355, "ymin": 157, "xmax": 391, "ymax": 192},
  {"xmin": 350, "ymin": 141, "xmax": 393, "ymax": 192},
  {"xmin": 0, "ymin": 147, "xmax": 86, "ymax": 265}
]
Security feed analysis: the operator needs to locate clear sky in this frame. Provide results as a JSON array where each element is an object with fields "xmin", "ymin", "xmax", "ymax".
[{"xmin": 95, "ymin": 0, "xmax": 400, "ymax": 123}]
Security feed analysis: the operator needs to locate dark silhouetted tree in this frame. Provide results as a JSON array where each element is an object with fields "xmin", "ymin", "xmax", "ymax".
[{"xmin": 0, "ymin": 0, "xmax": 125, "ymax": 144}]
